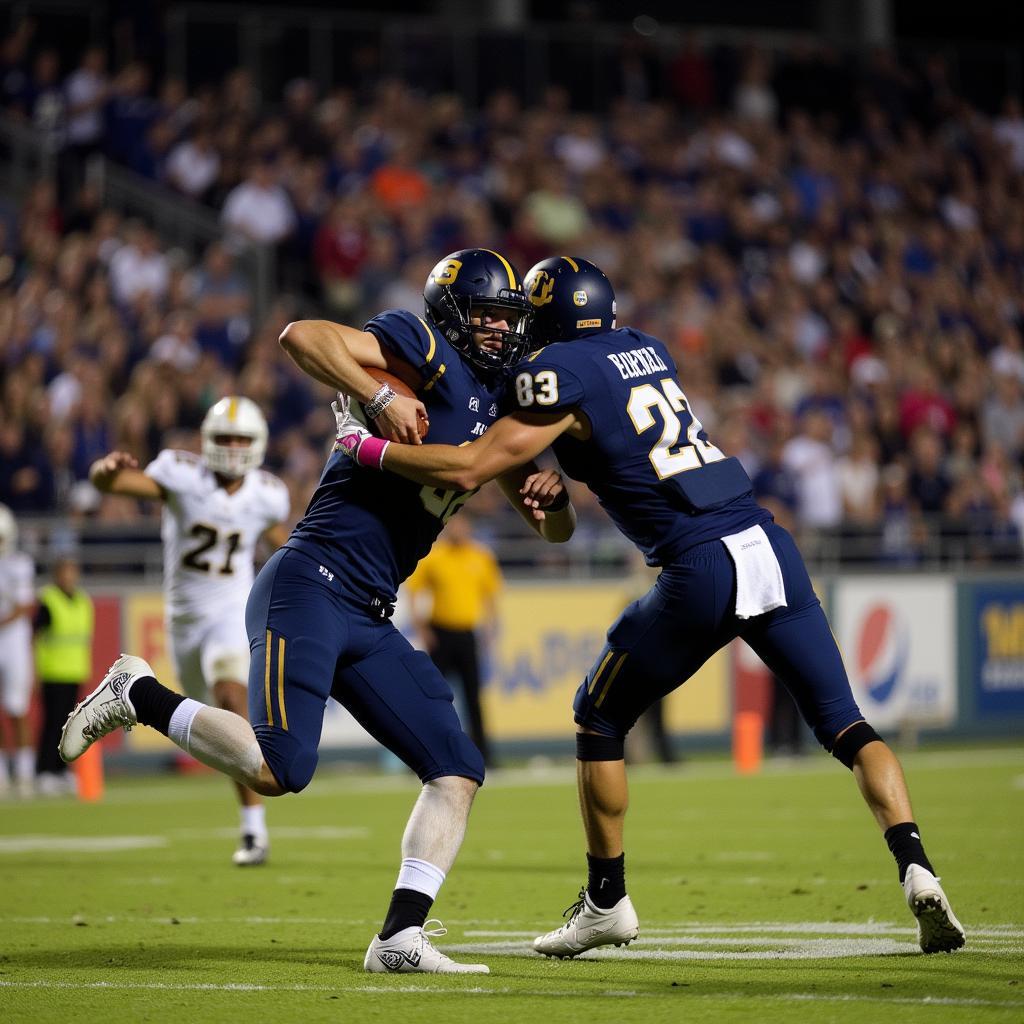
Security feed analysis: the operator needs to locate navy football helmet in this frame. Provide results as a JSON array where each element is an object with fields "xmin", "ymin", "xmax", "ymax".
[
  {"xmin": 423, "ymin": 248, "xmax": 533, "ymax": 373},
  {"xmin": 523, "ymin": 256, "xmax": 616, "ymax": 348}
]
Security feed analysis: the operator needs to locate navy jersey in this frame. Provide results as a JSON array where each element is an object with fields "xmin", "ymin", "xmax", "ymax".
[
  {"xmin": 512, "ymin": 327, "xmax": 770, "ymax": 565},
  {"xmin": 286, "ymin": 310, "xmax": 505, "ymax": 601}
]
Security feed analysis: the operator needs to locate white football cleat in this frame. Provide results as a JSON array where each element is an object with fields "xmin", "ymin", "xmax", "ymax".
[
  {"xmin": 534, "ymin": 889, "xmax": 639, "ymax": 958},
  {"xmin": 59, "ymin": 653, "xmax": 147, "ymax": 763},
  {"xmin": 232, "ymin": 833, "xmax": 269, "ymax": 867},
  {"xmin": 904, "ymin": 863, "xmax": 965, "ymax": 953},
  {"xmin": 363, "ymin": 920, "xmax": 489, "ymax": 974}
]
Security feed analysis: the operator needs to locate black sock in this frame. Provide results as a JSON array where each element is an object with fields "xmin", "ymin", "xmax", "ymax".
[
  {"xmin": 587, "ymin": 852, "xmax": 626, "ymax": 909},
  {"xmin": 379, "ymin": 888, "xmax": 434, "ymax": 940},
  {"xmin": 884, "ymin": 822, "xmax": 935, "ymax": 883},
  {"xmin": 128, "ymin": 676, "xmax": 186, "ymax": 735}
]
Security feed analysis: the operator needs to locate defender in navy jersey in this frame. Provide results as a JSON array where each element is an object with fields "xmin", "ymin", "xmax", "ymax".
[
  {"xmin": 58, "ymin": 250, "xmax": 576, "ymax": 975},
  {"xmin": 338, "ymin": 255, "xmax": 965, "ymax": 959}
]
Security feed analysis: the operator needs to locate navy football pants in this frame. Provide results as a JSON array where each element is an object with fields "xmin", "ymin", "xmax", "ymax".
[
  {"xmin": 245, "ymin": 548, "xmax": 484, "ymax": 793},
  {"xmin": 574, "ymin": 521, "xmax": 863, "ymax": 748}
]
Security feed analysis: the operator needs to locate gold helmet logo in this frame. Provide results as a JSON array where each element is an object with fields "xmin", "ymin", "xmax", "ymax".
[
  {"xmin": 432, "ymin": 258, "xmax": 462, "ymax": 286},
  {"xmin": 527, "ymin": 271, "xmax": 555, "ymax": 307},
  {"xmin": 573, "ymin": 290, "xmax": 588, "ymax": 306}
]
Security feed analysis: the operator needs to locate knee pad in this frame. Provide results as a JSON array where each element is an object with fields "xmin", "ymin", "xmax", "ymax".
[
  {"xmin": 254, "ymin": 724, "xmax": 319, "ymax": 793},
  {"xmin": 576, "ymin": 732, "xmax": 625, "ymax": 761},
  {"xmin": 830, "ymin": 721, "xmax": 884, "ymax": 770}
]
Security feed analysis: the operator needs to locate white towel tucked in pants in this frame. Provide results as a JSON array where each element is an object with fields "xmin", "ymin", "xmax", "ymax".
[{"xmin": 720, "ymin": 524, "xmax": 788, "ymax": 619}]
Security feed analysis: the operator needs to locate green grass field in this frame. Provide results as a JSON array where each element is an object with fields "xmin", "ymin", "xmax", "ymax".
[{"xmin": 1, "ymin": 746, "xmax": 1021, "ymax": 1023}]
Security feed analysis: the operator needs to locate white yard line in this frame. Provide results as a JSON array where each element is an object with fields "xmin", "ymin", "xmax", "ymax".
[
  {"xmin": 4, "ymin": 916, "xmax": 1022, "ymax": 939},
  {"xmin": 0, "ymin": 835, "xmax": 166, "ymax": 853},
  {"xmin": 448, "ymin": 940, "xmax": 1022, "ymax": 959},
  {"xmin": 0, "ymin": 980, "xmax": 1020, "ymax": 1008}
]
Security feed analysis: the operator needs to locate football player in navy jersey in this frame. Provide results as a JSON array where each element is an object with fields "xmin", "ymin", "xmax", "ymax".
[
  {"xmin": 59, "ymin": 249, "xmax": 577, "ymax": 975},
  {"xmin": 336, "ymin": 256, "xmax": 965, "ymax": 959}
]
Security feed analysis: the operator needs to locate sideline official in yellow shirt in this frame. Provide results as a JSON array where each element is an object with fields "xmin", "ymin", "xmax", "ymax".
[
  {"xmin": 34, "ymin": 555, "xmax": 94, "ymax": 795},
  {"xmin": 406, "ymin": 514, "xmax": 501, "ymax": 767}
]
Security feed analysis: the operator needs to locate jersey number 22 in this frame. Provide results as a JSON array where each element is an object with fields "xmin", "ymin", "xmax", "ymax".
[{"xmin": 627, "ymin": 379, "xmax": 725, "ymax": 479}]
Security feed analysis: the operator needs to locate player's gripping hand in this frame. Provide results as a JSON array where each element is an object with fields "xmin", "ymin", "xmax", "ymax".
[
  {"xmin": 373, "ymin": 394, "xmax": 428, "ymax": 445},
  {"xmin": 519, "ymin": 469, "xmax": 569, "ymax": 521},
  {"xmin": 89, "ymin": 450, "xmax": 139, "ymax": 489},
  {"xmin": 333, "ymin": 395, "xmax": 390, "ymax": 470}
]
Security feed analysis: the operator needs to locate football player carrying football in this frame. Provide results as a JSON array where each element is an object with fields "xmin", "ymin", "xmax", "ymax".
[
  {"xmin": 339, "ymin": 255, "xmax": 966, "ymax": 959},
  {"xmin": 62, "ymin": 249, "xmax": 575, "ymax": 974}
]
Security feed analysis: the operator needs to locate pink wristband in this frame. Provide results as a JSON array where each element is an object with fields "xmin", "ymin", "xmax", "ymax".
[{"xmin": 355, "ymin": 435, "xmax": 390, "ymax": 470}]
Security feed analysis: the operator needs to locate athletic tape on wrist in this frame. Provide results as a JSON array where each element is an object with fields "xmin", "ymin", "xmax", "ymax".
[{"xmin": 364, "ymin": 383, "xmax": 396, "ymax": 421}]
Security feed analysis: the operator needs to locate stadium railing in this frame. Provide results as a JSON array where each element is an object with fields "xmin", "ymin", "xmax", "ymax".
[
  {"xmin": 14, "ymin": 513, "xmax": 1024, "ymax": 580},
  {"xmin": 0, "ymin": 113, "xmax": 60, "ymax": 200},
  {"xmin": 86, "ymin": 155, "xmax": 275, "ymax": 323}
]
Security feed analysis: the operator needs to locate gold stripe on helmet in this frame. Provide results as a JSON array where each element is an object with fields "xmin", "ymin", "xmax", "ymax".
[{"xmin": 481, "ymin": 249, "xmax": 517, "ymax": 290}]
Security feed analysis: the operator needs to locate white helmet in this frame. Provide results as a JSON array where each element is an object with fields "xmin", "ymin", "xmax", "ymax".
[
  {"xmin": 0, "ymin": 503, "xmax": 17, "ymax": 556},
  {"xmin": 200, "ymin": 396, "xmax": 268, "ymax": 478}
]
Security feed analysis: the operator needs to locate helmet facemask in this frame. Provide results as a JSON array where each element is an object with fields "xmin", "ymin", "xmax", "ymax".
[{"xmin": 428, "ymin": 285, "xmax": 534, "ymax": 374}]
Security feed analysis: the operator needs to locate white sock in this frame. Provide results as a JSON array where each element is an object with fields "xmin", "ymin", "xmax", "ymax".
[
  {"xmin": 0, "ymin": 751, "xmax": 9, "ymax": 782},
  {"xmin": 15, "ymin": 746, "xmax": 34, "ymax": 782},
  {"xmin": 395, "ymin": 857, "xmax": 446, "ymax": 900},
  {"xmin": 241, "ymin": 804, "xmax": 267, "ymax": 838},
  {"xmin": 168, "ymin": 698, "xmax": 204, "ymax": 747}
]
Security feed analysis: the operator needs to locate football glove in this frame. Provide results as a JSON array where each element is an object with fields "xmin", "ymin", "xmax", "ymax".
[{"xmin": 332, "ymin": 394, "xmax": 389, "ymax": 470}]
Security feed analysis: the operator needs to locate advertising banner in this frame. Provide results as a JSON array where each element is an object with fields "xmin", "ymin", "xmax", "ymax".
[
  {"xmin": 834, "ymin": 577, "xmax": 957, "ymax": 728},
  {"xmin": 973, "ymin": 585, "xmax": 1024, "ymax": 717},
  {"xmin": 484, "ymin": 583, "xmax": 728, "ymax": 740}
]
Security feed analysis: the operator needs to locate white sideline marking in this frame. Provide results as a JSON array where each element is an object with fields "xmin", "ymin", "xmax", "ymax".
[
  {"xmin": 450, "ymin": 939, "xmax": 1021, "ymax": 960},
  {"xmin": 0, "ymin": 980, "xmax": 646, "ymax": 998},
  {"xmin": 466, "ymin": 922, "xmax": 1024, "ymax": 939},
  {"xmin": 0, "ymin": 835, "xmax": 166, "ymax": 854},
  {"xmin": 169, "ymin": 826, "xmax": 369, "ymax": 841},
  {"xmin": 0, "ymin": 981, "xmax": 1020, "ymax": 1008},
  {"xmin": 3, "ymin": 916, "xmax": 1022, "ymax": 942}
]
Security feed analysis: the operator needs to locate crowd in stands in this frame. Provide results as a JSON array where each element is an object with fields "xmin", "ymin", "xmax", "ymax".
[{"xmin": 1, "ymin": 18, "xmax": 1023, "ymax": 566}]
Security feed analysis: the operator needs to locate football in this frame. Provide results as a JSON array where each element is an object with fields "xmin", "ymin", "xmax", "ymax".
[{"xmin": 364, "ymin": 366, "xmax": 429, "ymax": 439}]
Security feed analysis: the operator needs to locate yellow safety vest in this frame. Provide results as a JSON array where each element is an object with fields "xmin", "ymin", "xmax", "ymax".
[{"xmin": 35, "ymin": 584, "xmax": 94, "ymax": 684}]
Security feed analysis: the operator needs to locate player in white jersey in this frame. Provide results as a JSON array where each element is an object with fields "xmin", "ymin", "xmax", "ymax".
[
  {"xmin": 0, "ymin": 504, "xmax": 36, "ymax": 798},
  {"xmin": 89, "ymin": 397, "xmax": 290, "ymax": 864}
]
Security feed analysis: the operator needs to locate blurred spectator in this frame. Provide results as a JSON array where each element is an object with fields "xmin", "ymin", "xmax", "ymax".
[
  {"xmin": 907, "ymin": 427, "xmax": 951, "ymax": 516},
  {"xmin": 782, "ymin": 409, "xmax": 842, "ymax": 529},
  {"xmin": 981, "ymin": 374, "xmax": 1024, "ymax": 459},
  {"xmin": 221, "ymin": 161, "xmax": 295, "ymax": 245},
  {"xmin": 104, "ymin": 62, "xmax": 158, "ymax": 167},
  {"xmin": 108, "ymin": 221, "xmax": 169, "ymax": 305},
  {"xmin": 27, "ymin": 49, "xmax": 64, "ymax": 145},
  {"xmin": 64, "ymin": 47, "xmax": 108, "ymax": 160},
  {"xmin": 191, "ymin": 242, "xmax": 251, "ymax": 366},
  {"xmin": 836, "ymin": 432, "xmax": 881, "ymax": 524}
]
